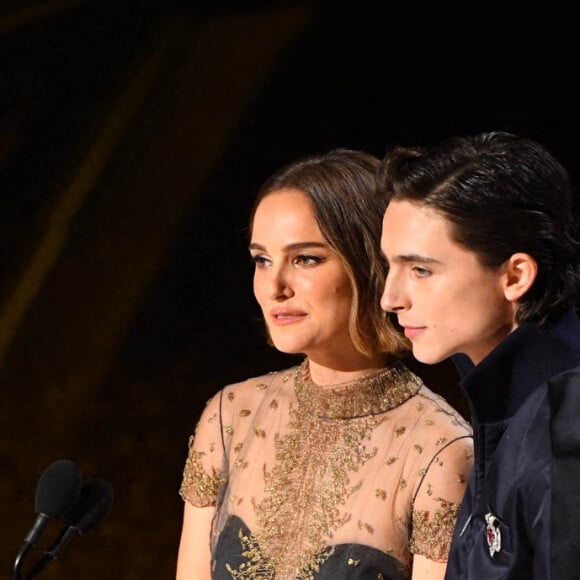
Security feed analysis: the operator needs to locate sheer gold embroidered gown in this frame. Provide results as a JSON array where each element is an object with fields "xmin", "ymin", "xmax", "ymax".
[{"xmin": 180, "ymin": 361, "xmax": 473, "ymax": 579}]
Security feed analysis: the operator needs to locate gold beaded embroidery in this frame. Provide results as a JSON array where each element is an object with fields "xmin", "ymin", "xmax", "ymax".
[
  {"xmin": 181, "ymin": 362, "xmax": 471, "ymax": 577},
  {"xmin": 410, "ymin": 497, "xmax": 461, "ymax": 561},
  {"xmin": 246, "ymin": 361, "xmax": 421, "ymax": 578},
  {"xmin": 179, "ymin": 447, "xmax": 225, "ymax": 507},
  {"xmin": 225, "ymin": 528, "xmax": 275, "ymax": 578},
  {"xmin": 225, "ymin": 527, "xmax": 335, "ymax": 579},
  {"xmin": 294, "ymin": 360, "xmax": 421, "ymax": 419}
]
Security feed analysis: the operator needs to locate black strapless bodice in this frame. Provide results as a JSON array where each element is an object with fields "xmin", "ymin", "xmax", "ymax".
[{"xmin": 212, "ymin": 515, "xmax": 407, "ymax": 579}]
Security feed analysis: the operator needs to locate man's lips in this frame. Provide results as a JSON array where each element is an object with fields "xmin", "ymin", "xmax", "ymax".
[
  {"xmin": 402, "ymin": 325, "xmax": 426, "ymax": 339},
  {"xmin": 269, "ymin": 309, "xmax": 307, "ymax": 325}
]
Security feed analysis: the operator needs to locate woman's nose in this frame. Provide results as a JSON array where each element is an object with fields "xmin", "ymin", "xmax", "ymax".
[{"xmin": 268, "ymin": 266, "xmax": 294, "ymax": 300}]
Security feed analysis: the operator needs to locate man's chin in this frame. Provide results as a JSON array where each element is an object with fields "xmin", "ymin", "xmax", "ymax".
[{"xmin": 412, "ymin": 347, "xmax": 447, "ymax": 366}]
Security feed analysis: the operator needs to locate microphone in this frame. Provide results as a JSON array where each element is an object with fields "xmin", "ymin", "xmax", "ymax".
[
  {"xmin": 25, "ymin": 478, "xmax": 114, "ymax": 580},
  {"xmin": 13, "ymin": 459, "xmax": 83, "ymax": 580}
]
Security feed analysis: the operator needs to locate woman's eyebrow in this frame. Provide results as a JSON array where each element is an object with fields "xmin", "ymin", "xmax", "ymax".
[{"xmin": 249, "ymin": 241, "xmax": 328, "ymax": 251}]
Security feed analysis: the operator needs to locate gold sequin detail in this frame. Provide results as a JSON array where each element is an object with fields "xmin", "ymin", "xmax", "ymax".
[
  {"xmin": 233, "ymin": 442, "xmax": 243, "ymax": 453},
  {"xmin": 436, "ymin": 437, "xmax": 448, "ymax": 446},
  {"xmin": 425, "ymin": 419, "xmax": 434, "ymax": 426},
  {"xmin": 375, "ymin": 489, "xmax": 387, "ymax": 500},
  {"xmin": 269, "ymin": 399, "xmax": 278, "ymax": 409},
  {"xmin": 179, "ymin": 447, "xmax": 225, "ymax": 507},
  {"xmin": 225, "ymin": 528, "xmax": 275, "ymax": 578},
  {"xmin": 413, "ymin": 444, "xmax": 423, "ymax": 454},
  {"xmin": 227, "ymin": 391, "xmax": 235, "ymax": 402},
  {"xmin": 253, "ymin": 427, "xmax": 266, "ymax": 438},
  {"xmin": 399, "ymin": 478, "xmax": 407, "ymax": 489},
  {"xmin": 348, "ymin": 558, "xmax": 360, "ymax": 566},
  {"xmin": 256, "ymin": 383, "xmax": 268, "ymax": 390},
  {"xmin": 224, "ymin": 425, "xmax": 234, "ymax": 436},
  {"xmin": 246, "ymin": 361, "xmax": 421, "ymax": 579},
  {"xmin": 239, "ymin": 409, "xmax": 251, "ymax": 417},
  {"xmin": 294, "ymin": 360, "xmax": 421, "ymax": 419},
  {"xmin": 208, "ymin": 413, "xmax": 217, "ymax": 423},
  {"xmin": 386, "ymin": 456, "xmax": 398, "ymax": 465},
  {"xmin": 395, "ymin": 426, "xmax": 407, "ymax": 437},
  {"xmin": 225, "ymin": 527, "xmax": 335, "ymax": 579},
  {"xmin": 410, "ymin": 497, "xmax": 461, "ymax": 560}
]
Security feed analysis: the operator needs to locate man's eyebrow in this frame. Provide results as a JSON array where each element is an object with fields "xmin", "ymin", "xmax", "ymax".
[
  {"xmin": 391, "ymin": 254, "xmax": 443, "ymax": 264},
  {"xmin": 249, "ymin": 241, "xmax": 328, "ymax": 251}
]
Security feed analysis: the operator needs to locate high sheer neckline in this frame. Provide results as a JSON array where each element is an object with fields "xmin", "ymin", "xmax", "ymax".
[{"xmin": 294, "ymin": 359, "xmax": 422, "ymax": 419}]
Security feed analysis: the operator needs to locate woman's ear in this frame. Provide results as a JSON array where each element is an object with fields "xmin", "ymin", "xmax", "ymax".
[{"xmin": 503, "ymin": 253, "xmax": 538, "ymax": 302}]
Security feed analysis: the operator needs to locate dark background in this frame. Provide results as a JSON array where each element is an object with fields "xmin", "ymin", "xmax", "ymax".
[{"xmin": 1, "ymin": 1, "xmax": 578, "ymax": 578}]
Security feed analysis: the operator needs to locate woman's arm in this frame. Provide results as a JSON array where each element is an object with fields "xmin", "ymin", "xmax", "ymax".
[
  {"xmin": 411, "ymin": 554, "xmax": 446, "ymax": 580},
  {"xmin": 409, "ymin": 434, "xmax": 473, "ymax": 578},
  {"xmin": 175, "ymin": 502, "xmax": 215, "ymax": 580},
  {"xmin": 176, "ymin": 390, "xmax": 228, "ymax": 580}
]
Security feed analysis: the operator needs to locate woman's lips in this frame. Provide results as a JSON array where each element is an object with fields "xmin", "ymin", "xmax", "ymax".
[{"xmin": 270, "ymin": 309, "xmax": 306, "ymax": 326}]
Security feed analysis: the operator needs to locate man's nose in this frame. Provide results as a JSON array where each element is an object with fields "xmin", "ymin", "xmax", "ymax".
[{"xmin": 380, "ymin": 270, "xmax": 408, "ymax": 313}]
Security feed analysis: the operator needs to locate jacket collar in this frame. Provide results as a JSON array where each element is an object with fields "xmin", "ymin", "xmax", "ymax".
[{"xmin": 453, "ymin": 310, "xmax": 580, "ymax": 423}]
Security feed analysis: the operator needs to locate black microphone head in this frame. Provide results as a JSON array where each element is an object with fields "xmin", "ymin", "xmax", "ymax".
[
  {"xmin": 34, "ymin": 459, "xmax": 83, "ymax": 518},
  {"xmin": 65, "ymin": 478, "xmax": 114, "ymax": 533}
]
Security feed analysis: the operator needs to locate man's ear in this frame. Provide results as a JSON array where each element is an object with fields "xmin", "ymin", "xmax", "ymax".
[{"xmin": 503, "ymin": 253, "xmax": 538, "ymax": 302}]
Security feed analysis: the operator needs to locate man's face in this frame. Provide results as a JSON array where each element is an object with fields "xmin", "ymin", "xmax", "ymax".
[{"xmin": 380, "ymin": 200, "xmax": 516, "ymax": 365}]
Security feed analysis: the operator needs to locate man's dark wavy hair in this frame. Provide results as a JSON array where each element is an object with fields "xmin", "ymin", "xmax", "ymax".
[{"xmin": 377, "ymin": 131, "xmax": 580, "ymax": 323}]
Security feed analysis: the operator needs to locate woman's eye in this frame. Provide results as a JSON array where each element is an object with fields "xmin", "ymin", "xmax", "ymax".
[
  {"xmin": 251, "ymin": 255, "xmax": 270, "ymax": 268},
  {"xmin": 294, "ymin": 254, "xmax": 323, "ymax": 266}
]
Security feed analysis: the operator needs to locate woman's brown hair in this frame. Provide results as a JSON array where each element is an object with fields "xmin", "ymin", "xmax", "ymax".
[{"xmin": 250, "ymin": 148, "xmax": 409, "ymax": 357}]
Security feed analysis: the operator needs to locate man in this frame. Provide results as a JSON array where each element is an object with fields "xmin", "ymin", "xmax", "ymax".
[{"xmin": 378, "ymin": 131, "xmax": 580, "ymax": 579}]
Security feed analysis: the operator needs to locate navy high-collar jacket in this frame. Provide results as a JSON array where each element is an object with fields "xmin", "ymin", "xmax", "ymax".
[{"xmin": 444, "ymin": 310, "xmax": 580, "ymax": 579}]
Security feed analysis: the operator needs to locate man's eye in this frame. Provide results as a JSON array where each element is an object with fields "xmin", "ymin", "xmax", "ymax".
[{"xmin": 413, "ymin": 266, "xmax": 431, "ymax": 277}]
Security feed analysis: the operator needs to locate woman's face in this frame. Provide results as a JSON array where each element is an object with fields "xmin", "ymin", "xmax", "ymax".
[{"xmin": 250, "ymin": 188, "xmax": 356, "ymax": 363}]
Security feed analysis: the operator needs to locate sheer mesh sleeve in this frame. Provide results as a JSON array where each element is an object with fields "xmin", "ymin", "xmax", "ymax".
[
  {"xmin": 179, "ymin": 391, "xmax": 227, "ymax": 507},
  {"xmin": 410, "ymin": 435, "xmax": 474, "ymax": 561}
]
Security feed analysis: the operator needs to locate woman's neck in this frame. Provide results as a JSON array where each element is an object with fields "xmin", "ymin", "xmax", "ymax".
[{"xmin": 305, "ymin": 352, "xmax": 390, "ymax": 386}]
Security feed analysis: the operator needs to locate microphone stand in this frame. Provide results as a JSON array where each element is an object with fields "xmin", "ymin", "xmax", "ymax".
[
  {"xmin": 12, "ymin": 544, "xmax": 29, "ymax": 580},
  {"xmin": 13, "ymin": 512, "xmax": 51, "ymax": 580},
  {"xmin": 20, "ymin": 526, "xmax": 78, "ymax": 580}
]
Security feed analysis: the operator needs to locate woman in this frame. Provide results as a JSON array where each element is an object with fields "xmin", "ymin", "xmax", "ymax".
[{"xmin": 176, "ymin": 149, "xmax": 473, "ymax": 579}]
